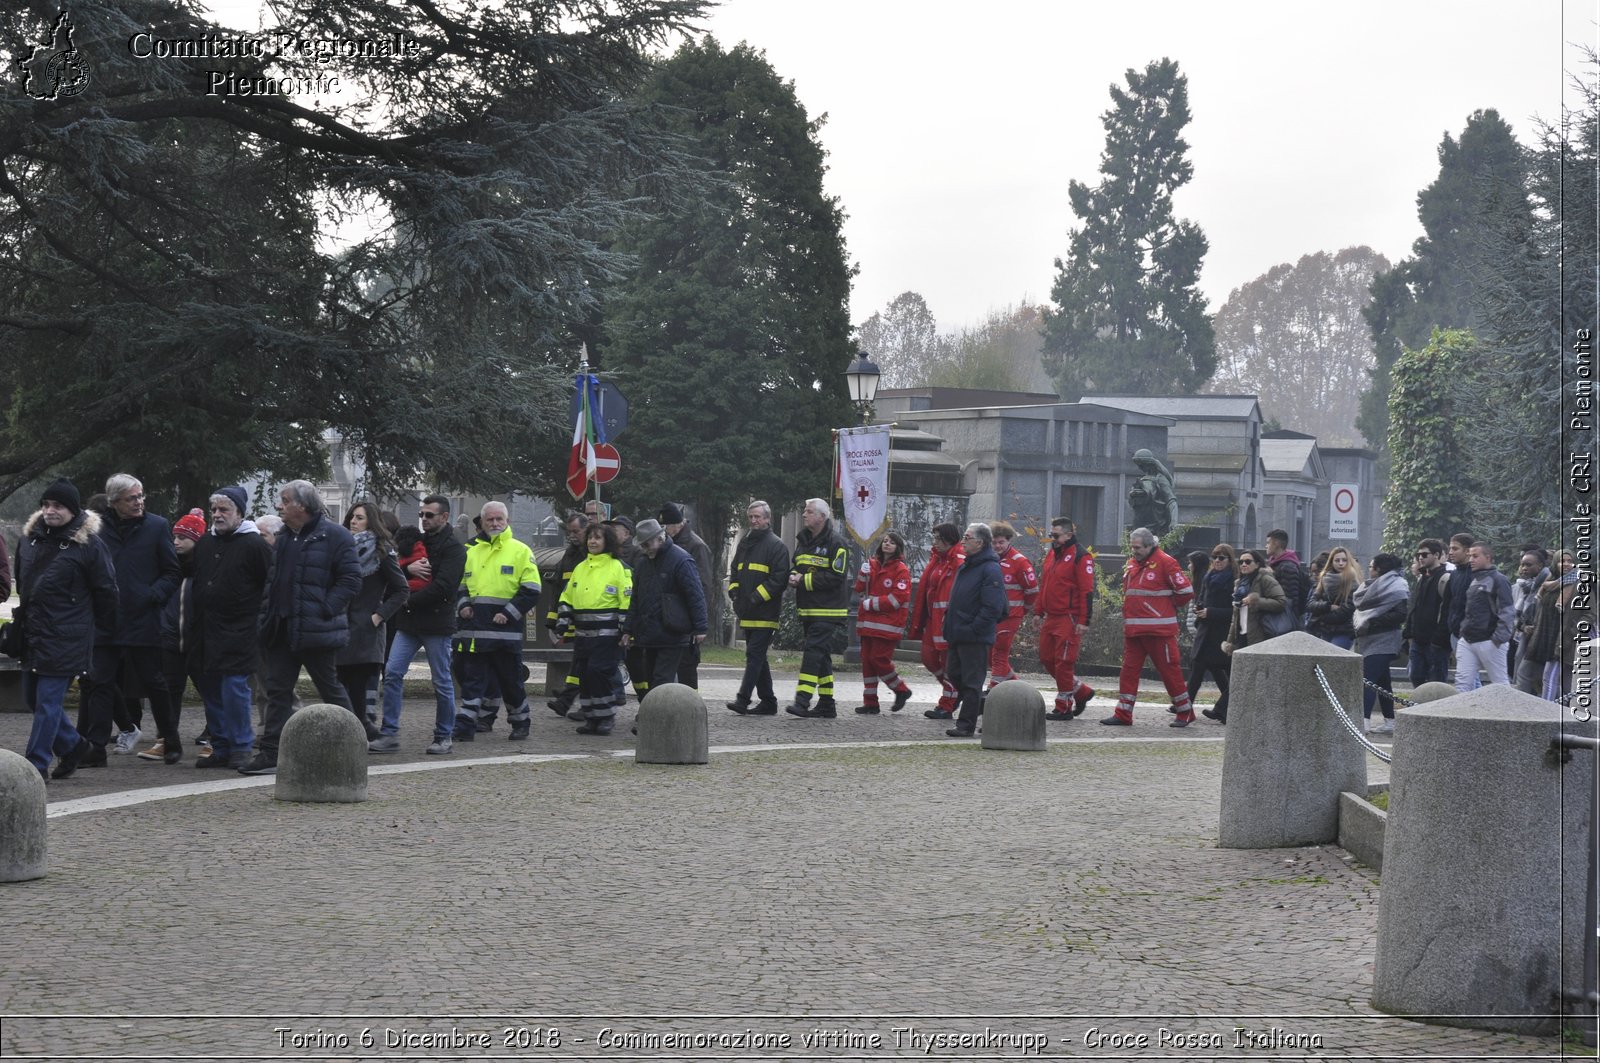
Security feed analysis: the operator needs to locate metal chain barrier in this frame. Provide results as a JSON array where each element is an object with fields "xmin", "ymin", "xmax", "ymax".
[
  {"xmin": 1315, "ymin": 664, "xmax": 1392, "ymax": 764},
  {"xmin": 1360, "ymin": 676, "xmax": 1415, "ymax": 708}
]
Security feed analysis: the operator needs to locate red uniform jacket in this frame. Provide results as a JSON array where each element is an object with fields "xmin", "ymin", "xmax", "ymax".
[
  {"xmin": 997, "ymin": 545, "xmax": 1039, "ymax": 621},
  {"xmin": 854, "ymin": 556, "xmax": 912, "ymax": 639},
  {"xmin": 1037, "ymin": 539, "xmax": 1095, "ymax": 623},
  {"xmin": 909, "ymin": 546, "xmax": 964, "ymax": 647},
  {"xmin": 1121, "ymin": 547, "xmax": 1193, "ymax": 637}
]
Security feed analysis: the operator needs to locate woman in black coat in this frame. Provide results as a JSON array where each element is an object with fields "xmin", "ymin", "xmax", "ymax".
[
  {"xmin": 1187, "ymin": 544, "xmax": 1236, "ymax": 723},
  {"xmin": 337, "ymin": 502, "xmax": 408, "ymax": 733},
  {"xmin": 15, "ymin": 481, "xmax": 118, "ymax": 779}
]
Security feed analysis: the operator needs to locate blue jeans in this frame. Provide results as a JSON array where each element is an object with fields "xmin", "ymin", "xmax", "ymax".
[
  {"xmin": 25, "ymin": 673, "xmax": 80, "ymax": 777},
  {"xmin": 1409, "ymin": 641, "xmax": 1449, "ymax": 688},
  {"xmin": 1363, "ymin": 652, "xmax": 1396, "ymax": 719},
  {"xmin": 1327, "ymin": 634, "xmax": 1354, "ymax": 651},
  {"xmin": 197, "ymin": 673, "xmax": 254, "ymax": 758},
  {"xmin": 383, "ymin": 631, "xmax": 457, "ymax": 740}
]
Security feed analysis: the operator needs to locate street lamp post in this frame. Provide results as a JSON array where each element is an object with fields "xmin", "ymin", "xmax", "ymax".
[
  {"xmin": 841, "ymin": 349, "xmax": 882, "ymax": 665},
  {"xmin": 844, "ymin": 349, "xmax": 881, "ymax": 426}
]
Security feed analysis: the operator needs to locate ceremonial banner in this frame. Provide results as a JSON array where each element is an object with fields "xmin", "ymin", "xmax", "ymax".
[{"xmin": 836, "ymin": 425, "xmax": 892, "ymax": 550}]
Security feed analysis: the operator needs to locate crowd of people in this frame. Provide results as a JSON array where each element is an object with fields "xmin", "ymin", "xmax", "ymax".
[{"xmin": 1, "ymin": 471, "xmax": 1587, "ymax": 781}]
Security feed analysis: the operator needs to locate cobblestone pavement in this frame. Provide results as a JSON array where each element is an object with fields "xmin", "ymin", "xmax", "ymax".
[{"xmin": 3, "ymin": 665, "xmax": 1553, "ymax": 1062}]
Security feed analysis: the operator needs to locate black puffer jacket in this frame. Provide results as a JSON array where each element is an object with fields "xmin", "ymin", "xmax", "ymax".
[
  {"xmin": 17, "ymin": 509, "xmax": 118, "ymax": 676},
  {"xmin": 626, "ymin": 541, "xmax": 707, "ymax": 648},
  {"xmin": 263, "ymin": 512, "xmax": 362, "ymax": 652},
  {"xmin": 97, "ymin": 512, "xmax": 180, "ymax": 647},
  {"xmin": 187, "ymin": 525, "xmax": 274, "ymax": 674},
  {"xmin": 943, "ymin": 544, "xmax": 1007, "ymax": 646},
  {"xmin": 1305, "ymin": 572, "xmax": 1357, "ymax": 641}
]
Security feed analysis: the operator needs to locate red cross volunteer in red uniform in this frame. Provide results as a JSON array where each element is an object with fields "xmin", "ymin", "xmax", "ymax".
[
  {"xmin": 987, "ymin": 520, "xmax": 1038, "ymax": 689},
  {"xmin": 1105, "ymin": 526, "xmax": 1195, "ymax": 728},
  {"xmin": 1037, "ymin": 516, "xmax": 1096, "ymax": 721}
]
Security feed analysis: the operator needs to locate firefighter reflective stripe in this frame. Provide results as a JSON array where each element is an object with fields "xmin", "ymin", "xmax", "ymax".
[
  {"xmin": 798, "ymin": 607, "xmax": 848, "ymax": 618},
  {"xmin": 739, "ymin": 618, "xmax": 779, "ymax": 629},
  {"xmin": 744, "ymin": 562, "xmax": 771, "ymax": 573},
  {"xmin": 756, "ymin": 585, "xmax": 772, "ymax": 601}
]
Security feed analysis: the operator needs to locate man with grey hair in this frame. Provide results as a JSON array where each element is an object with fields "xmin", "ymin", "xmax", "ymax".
[
  {"xmin": 726, "ymin": 500, "xmax": 789, "ymax": 714},
  {"xmin": 454, "ymin": 500, "xmax": 540, "ymax": 743},
  {"xmin": 942, "ymin": 522, "xmax": 1007, "ymax": 737},
  {"xmin": 241, "ymin": 480, "xmax": 363, "ymax": 774},
  {"xmin": 1106, "ymin": 526, "xmax": 1194, "ymax": 727},
  {"xmin": 785, "ymin": 498, "xmax": 849, "ymax": 718},
  {"xmin": 83, "ymin": 472, "xmax": 182, "ymax": 763}
]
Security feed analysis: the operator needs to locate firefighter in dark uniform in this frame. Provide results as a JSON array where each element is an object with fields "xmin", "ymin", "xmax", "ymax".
[
  {"xmin": 785, "ymin": 498, "xmax": 850, "ymax": 719},
  {"xmin": 726, "ymin": 499, "xmax": 790, "ymax": 715}
]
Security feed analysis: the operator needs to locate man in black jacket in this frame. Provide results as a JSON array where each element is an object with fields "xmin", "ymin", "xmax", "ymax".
[
  {"xmin": 187, "ymin": 487, "xmax": 274, "ymax": 769},
  {"xmin": 371, "ymin": 495, "xmax": 467, "ymax": 755},
  {"xmin": 17, "ymin": 479, "xmax": 118, "ymax": 780},
  {"xmin": 622, "ymin": 519, "xmax": 707, "ymax": 691},
  {"xmin": 81, "ymin": 472, "xmax": 181, "ymax": 764},
  {"xmin": 1403, "ymin": 537, "xmax": 1452, "ymax": 686},
  {"xmin": 243, "ymin": 480, "xmax": 362, "ymax": 775},
  {"xmin": 660, "ymin": 502, "xmax": 717, "ymax": 688},
  {"xmin": 943, "ymin": 523, "xmax": 1008, "ymax": 738},
  {"xmin": 726, "ymin": 500, "xmax": 788, "ymax": 715},
  {"xmin": 785, "ymin": 498, "xmax": 849, "ymax": 719}
]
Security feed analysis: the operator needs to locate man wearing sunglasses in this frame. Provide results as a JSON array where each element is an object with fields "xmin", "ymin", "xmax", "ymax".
[
  {"xmin": 372, "ymin": 495, "xmax": 467, "ymax": 755},
  {"xmin": 1401, "ymin": 538, "xmax": 1451, "ymax": 686}
]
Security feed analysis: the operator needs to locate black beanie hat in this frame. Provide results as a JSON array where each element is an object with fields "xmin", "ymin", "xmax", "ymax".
[{"xmin": 40, "ymin": 478, "xmax": 82, "ymax": 516}]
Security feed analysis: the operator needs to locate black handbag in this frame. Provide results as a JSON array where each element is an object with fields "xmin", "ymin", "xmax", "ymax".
[{"xmin": 0, "ymin": 604, "xmax": 27, "ymax": 659}]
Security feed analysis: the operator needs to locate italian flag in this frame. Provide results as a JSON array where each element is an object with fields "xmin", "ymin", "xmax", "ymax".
[{"xmin": 565, "ymin": 373, "xmax": 602, "ymax": 499}]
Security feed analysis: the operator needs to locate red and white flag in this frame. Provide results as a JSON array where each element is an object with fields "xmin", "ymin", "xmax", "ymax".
[{"xmin": 565, "ymin": 373, "xmax": 604, "ymax": 499}]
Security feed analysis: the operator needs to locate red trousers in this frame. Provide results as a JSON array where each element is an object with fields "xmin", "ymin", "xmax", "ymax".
[
  {"xmin": 860, "ymin": 636, "xmax": 910, "ymax": 708},
  {"xmin": 987, "ymin": 617, "xmax": 1022, "ymax": 687},
  {"xmin": 1039, "ymin": 614, "xmax": 1092, "ymax": 710},
  {"xmin": 920, "ymin": 638, "xmax": 957, "ymax": 713},
  {"xmin": 1114, "ymin": 631, "xmax": 1192, "ymax": 720}
]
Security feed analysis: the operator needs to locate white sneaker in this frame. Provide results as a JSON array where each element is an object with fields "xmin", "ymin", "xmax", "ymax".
[
  {"xmin": 113, "ymin": 727, "xmax": 143, "ymax": 754},
  {"xmin": 1369, "ymin": 718, "xmax": 1395, "ymax": 735}
]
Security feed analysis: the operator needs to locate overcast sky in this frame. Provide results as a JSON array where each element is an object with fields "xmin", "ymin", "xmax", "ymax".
[
  {"xmin": 204, "ymin": 0, "xmax": 1594, "ymax": 334},
  {"xmin": 693, "ymin": 0, "xmax": 1592, "ymax": 332}
]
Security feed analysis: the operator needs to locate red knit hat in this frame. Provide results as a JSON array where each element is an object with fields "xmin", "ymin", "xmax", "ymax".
[{"xmin": 173, "ymin": 508, "xmax": 207, "ymax": 542}]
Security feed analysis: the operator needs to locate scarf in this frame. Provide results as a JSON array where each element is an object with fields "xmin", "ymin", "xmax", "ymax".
[
  {"xmin": 353, "ymin": 529, "xmax": 381, "ymax": 578},
  {"xmin": 1352, "ymin": 570, "xmax": 1408, "ymax": 631}
]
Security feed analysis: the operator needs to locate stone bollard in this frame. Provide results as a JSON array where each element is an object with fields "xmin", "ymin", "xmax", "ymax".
[
  {"xmin": 275, "ymin": 703, "xmax": 368, "ymax": 803},
  {"xmin": 1409, "ymin": 681, "xmax": 1458, "ymax": 704},
  {"xmin": 981, "ymin": 680, "xmax": 1046, "ymax": 751},
  {"xmin": 0, "ymin": 749, "xmax": 46, "ymax": 882},
  {"xmin": 1372, "ymin": 686, "xmax": 1593, "ymax": 1034},
  {"xmin": 635, "ymin": 683, "xmax": 708, "ymax": 765},
  {"xmin": 1219, "ymin": 631, "xmax": 1366, "ymax": 848}
]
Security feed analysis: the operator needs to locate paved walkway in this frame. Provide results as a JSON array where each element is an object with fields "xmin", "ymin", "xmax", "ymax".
[{"xmin": 4, "ymin": 666, "xmax": 1564, "ymax": 1062}]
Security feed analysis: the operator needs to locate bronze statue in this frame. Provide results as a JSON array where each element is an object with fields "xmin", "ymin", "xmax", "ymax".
[{"xmin": 1128, "ymin": 448, "xmax": 1179, "ymax": 536}]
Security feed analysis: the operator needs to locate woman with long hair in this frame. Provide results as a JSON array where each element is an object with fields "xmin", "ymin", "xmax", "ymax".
[
  {"xmin": 1352, "ymin": 553, "xmax": 1409, "ymax": 735},
  {"xmin": 1189, "ymin": 544, "xmax": 1237, "ymax": 724},
  {"xmin": 339, "ymin": 501, "xmax": 409, "ymax": 740},
  {"xmin": 555, "ymin": 522, "xmax": 632, "ymax": 735},
  {"xmin": 853, "ymin": 531, "xmax": 914, "ymax": 714},
  {"xmin": 1306, "ymin": 547, "xmax": 1361, "ymax": 650}
]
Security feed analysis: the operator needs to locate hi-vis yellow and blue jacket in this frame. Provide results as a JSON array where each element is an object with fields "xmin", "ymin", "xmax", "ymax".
[
  {"xmin": 728, "ymin": 526, "xmax": 790, "ymax": 630},
  {"xmin": 791, "ymin": 521, "xmax": 850, "ymax": 621},
  {"xmin": 454, "ymin": 528, "xmax": 541, "ymax": 652},
  {"xmin": 555, "ymin": 552, "xmax": 632, "ymax": 641}
]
